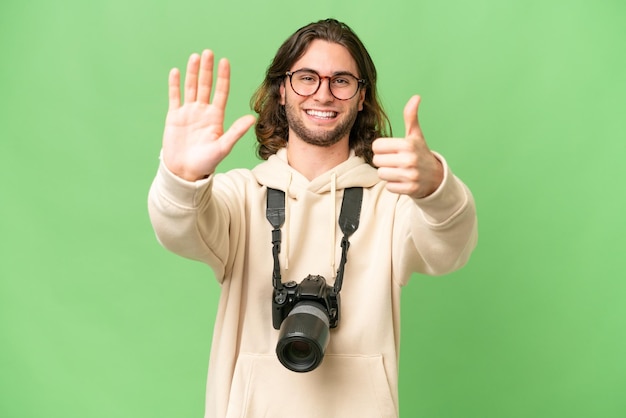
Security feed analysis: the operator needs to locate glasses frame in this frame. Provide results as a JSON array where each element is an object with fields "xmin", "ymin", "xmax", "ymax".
[{"xmin": 285, "ymin": 69, "xmax": 366, "ymax": 101}]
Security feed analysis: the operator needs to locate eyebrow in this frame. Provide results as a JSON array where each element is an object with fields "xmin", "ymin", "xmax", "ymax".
[{"xmin": 296, "ymin": 67, "xmax": 360, "ymax": 78}]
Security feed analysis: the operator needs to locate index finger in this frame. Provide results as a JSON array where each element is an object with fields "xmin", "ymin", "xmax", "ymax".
[
  {"xmin": 372, "ymin": 137, "xmax": 413, "ymax": 154},
  {"xmin": 211, "ymin": 58, "xmax": 231, "ymax": 110}
]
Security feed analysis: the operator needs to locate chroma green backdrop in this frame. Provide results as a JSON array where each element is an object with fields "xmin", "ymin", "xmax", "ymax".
[{"xmin": 1, "ymin": 0, "xmax": 625, "ymax": 417}]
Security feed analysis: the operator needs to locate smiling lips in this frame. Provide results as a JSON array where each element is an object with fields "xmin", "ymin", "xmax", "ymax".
[{"xmin": 306, "ymin": 109, "xmax": 338, "ymax": 119}]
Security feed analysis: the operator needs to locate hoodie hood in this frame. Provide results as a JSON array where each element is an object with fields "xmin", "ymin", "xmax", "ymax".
[
  {"xmin": 252, "ymin": 148, "xmax": 380, "ymax": 195},
  {"xmin": 252, "ymin": 147, "xmax": 380, "ymax": 274}
]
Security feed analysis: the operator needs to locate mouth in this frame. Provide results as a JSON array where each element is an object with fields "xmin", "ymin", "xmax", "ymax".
[{"xmin": 305, "ymin": 109, "xmax": 338, "ymax": 120}]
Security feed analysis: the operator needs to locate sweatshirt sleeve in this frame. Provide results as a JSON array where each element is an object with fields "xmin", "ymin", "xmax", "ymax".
[
  {"xmin": 147, "ymin": 158, "xmax": 232, "ymax": 280},
  {"xmin": 394, "ymin": 152, "xmax": 478, "ymax": 284}
]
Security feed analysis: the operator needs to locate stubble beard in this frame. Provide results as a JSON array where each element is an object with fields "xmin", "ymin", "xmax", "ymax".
[{"xmin": 284, "ymin": 100, "xmax": 359, "ymax": 148}]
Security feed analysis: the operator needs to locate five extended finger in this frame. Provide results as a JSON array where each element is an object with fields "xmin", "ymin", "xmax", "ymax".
[
  {"xmin": 184, "ymin": 53, "xmax": 201, "ymax": 103},
  {"xmin": 211, "ymin": 58, "xmax": 231, "ymax": 111},
  {"xmin": 197, "ymin": 50, "xmax": 214, "ymax": 104},
  {"xmin": 168, "ymin": 68, "xmax": 181, "ymax": 110},
  {"xmin": 219, "ymin": 115, "xmax": 256, "ymax": 154}
]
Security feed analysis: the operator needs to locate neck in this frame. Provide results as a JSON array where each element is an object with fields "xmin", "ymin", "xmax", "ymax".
[{"xmin": 286, "ymin": 138, "xmax": 350, "ymax": 180}]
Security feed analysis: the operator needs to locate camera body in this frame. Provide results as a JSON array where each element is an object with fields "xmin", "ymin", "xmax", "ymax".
[{"xmin": 272, "ymin": 274, "xmax": 340, "ymax": 330}]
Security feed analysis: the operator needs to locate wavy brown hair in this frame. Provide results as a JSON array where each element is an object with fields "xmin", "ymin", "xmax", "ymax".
[{"xmin": 250, "ymin": 18, "xmax": 391, "ymax": 166}]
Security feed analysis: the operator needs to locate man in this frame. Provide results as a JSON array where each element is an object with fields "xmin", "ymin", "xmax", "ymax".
[{"xmin": 149, "ymin": 18, "xmax": 477, "ymax": 418}]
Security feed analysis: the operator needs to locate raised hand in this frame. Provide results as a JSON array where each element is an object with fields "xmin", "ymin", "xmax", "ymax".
[
  {"xmin": 162, "ymin": 50, "xmax": 256, "ymax": 181},
  {"xmin": 372, "ymin": 95, "xmax": 444, "ymax": 199}
]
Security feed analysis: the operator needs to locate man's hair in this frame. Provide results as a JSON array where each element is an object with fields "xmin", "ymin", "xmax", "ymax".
[{"xmin": 250, "ymin": 18, "xmax": 391, "ymax": 166}]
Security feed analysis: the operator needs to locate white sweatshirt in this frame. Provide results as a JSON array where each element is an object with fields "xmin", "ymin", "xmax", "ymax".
[{"xmin": 148, "ymin": 148, "xmax": 477, "ymax": 418}]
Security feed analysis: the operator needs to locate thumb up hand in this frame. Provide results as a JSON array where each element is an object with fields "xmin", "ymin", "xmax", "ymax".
[{"xmin": 372, "ymin": 95, "xmax": 444, "ymax": 199}]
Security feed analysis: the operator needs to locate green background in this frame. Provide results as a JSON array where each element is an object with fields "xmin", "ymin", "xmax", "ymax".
[{"xmin": 2, "ymin": 0, "xmax": 625, "ymax": 417}]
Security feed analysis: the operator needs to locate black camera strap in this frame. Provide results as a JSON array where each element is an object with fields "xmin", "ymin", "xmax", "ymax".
[
  {"xmin": 266, "ymin": 187, "xmax": 286, "ymax": 291},
  {"xmin": 266, "ymin": 187, "xmax": 363, "ymax": 293},
  {"xmin": 334, "ymin": 187, "xmax": 363, "ymax": 294}
]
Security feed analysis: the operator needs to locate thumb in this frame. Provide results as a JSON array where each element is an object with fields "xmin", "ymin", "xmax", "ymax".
[
  {"xmin": 220, "ymin": 114, "xmax": 257, "ymax": 153},
  {"xmin": 404, "ymin": 95, "xmax": 422, "ymax": 139}
]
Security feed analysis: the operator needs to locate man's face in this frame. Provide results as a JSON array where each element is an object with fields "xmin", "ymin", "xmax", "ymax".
[{"xmin": 280, "ymin": 40, "xmax": 366, "ymax": 148}]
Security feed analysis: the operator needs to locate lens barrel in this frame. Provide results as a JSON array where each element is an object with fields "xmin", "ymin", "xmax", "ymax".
[{"xmin": 275, "ymin": 301, "xmax": 330, "ymax": 372}]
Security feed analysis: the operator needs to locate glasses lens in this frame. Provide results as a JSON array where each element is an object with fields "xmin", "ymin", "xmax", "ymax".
[
  {"xmin": 329, "ymin": 74, "xmax": 359, "ymax": 100},
  {"xmin": 290, "ymin": 70, "xmax": 359, "ymax": 100},
  {"xmin": 291, "ymin": 70, "xmax": 320, "ymax": 96}
]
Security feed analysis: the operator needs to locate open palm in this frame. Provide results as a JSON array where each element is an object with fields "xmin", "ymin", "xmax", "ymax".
[{"xmin": 162, "ymin": 50, "xmax": 256, "ymax": 181}]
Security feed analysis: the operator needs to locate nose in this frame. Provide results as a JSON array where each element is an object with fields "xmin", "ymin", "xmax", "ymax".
[{"xmin": 313, "ymin": 76, "xmax": 335, "ymax": 102}]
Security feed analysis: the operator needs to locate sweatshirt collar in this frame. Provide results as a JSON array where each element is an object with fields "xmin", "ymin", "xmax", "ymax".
[
  {"xmin": 253, "ymin": 147, "xmax": 378, "ymax": 276},
  {"xmin": 253, "ymin": 148, "xmax": 379, "ymax": 194}
]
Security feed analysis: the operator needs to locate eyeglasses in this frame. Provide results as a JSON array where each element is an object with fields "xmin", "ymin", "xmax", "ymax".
[{"xmin": 285, "ymin": 69, "xmax": 366, "ymax": 101}]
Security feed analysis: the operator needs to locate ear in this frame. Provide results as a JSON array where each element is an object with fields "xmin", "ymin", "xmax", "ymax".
[
  {"xmin": 279, "ymin": 81, "xmax": 286, "ymax": 105},
  {"xmin": 357, "ymin": 88, "xmax": 366, "ymax": 111}
]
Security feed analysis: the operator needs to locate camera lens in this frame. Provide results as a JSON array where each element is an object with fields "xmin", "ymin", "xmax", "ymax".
[
  {"xmin": 287, "ymin": 341, "xmax": 312, "ymax": 359},
  {"xmin": 276, "ymin": 301, "xmax": 330, "ymax": 372}
]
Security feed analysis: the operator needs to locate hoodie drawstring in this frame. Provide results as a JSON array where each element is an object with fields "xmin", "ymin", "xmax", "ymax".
[
  {"xmin": 330, "ymin": 172, "xmax": 337, "ymax": 278},
  {"xmin": 281, "ymin": 171, "xmax": 338, "ymax": 277},
  {"xmin": 284, "ymin": 173, "xmax": 293, "ymax": 270}
]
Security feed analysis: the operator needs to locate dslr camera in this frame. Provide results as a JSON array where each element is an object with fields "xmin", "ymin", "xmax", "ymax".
[{"xmin": 272, "ymin": 274, "xmax": 339, "ymax": 372}]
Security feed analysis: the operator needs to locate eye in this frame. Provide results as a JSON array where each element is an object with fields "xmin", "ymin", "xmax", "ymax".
[
  {"xmin": 296, "ymin": 72, "xmax": 319, "ymax": 84},
  {"xmin": 331, "ymin": 76, "xmax": 353, "ymax": 87}
]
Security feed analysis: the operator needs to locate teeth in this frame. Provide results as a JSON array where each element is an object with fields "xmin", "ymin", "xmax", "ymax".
[{"xmin": 306, "ymin": 110, "xmax": 337, "ymax": 118}]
